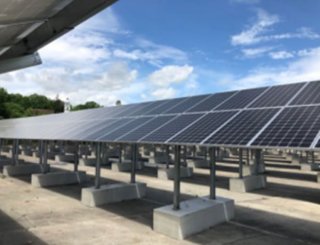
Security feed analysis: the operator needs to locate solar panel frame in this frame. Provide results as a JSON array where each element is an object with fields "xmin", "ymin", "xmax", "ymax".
[{"xmin": 290, "ymin": 80, "xmax": 320, "ymax": 105}]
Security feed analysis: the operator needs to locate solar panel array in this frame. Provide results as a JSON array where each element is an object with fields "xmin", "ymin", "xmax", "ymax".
[{"xmin": 1, "ymin": 80, "xmax": 320, "ymax": 150}]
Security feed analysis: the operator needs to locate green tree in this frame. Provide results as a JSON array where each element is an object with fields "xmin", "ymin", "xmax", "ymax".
[
  {"xmin": 4, "ymin": 102, "xmax": 25, "ymax": 118},
  {"xmin": 71, "ymin": 101, "xmax": 101, "ymax": 111}
]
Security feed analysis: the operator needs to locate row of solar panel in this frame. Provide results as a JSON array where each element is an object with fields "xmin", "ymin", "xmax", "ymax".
[
  {"xmin": 1, "ymin": 105, "xmax": 320, "ymax": 149},
  {"xmin": 1, "ymin": 81, "xmax": 320, "ymax": 127}
]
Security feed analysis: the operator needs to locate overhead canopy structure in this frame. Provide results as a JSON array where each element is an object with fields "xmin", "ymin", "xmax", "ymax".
[
  {"xmin": 1, "ymin": 80, "xmax": 320, "ymax": 150},
  {"xmin": 0, "ymin": 0, "xmax": 117, "ymax": 73}
]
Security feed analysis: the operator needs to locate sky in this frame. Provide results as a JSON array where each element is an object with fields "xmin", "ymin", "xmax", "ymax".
[{"xmin": 1, "ymin": 0, "xmax": 320, "ymax": 106}]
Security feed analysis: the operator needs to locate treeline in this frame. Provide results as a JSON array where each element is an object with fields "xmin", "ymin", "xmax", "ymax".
[{"xmin": 0, "ymin": 88, "xmax": 101, "ymax": 119}]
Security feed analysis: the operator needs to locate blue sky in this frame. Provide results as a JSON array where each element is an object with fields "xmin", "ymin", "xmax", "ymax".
[{"xmin": 1, "ymin": 0, "xmax": 320, "ymax": 105}]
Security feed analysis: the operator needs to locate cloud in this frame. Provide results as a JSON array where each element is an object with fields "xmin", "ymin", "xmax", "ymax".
[
  {"xmin": 231, "ymin": 10, "xmax": 320, "ymax": 46},
  {"xmin": 231, "ymin": 9, "xmax": 279, "ymax": 46},
  {"xmin": 230, "ymin": 0, "xmax": 260, "ymax": 4},
  {"xmin": 148, "ymin": 65, "xmax": 194, "ymax": 87},
  {"xmin": 269, "ymin": 51, "xmax": 294, "ymax": 60},
  {"xmin": 151, "ymin": 87, "xmax": 176, "ymax": 99},
  {"xmin": 242, "ymin": 46, "xmax": 273, "ymax": 58},
  {"xmin": 227, "ymin": 47, "xmax": 320, "ymax": 90},
  {"xmin": 113, "ymin": 38, "xmax": 188, "ymax": 67}
]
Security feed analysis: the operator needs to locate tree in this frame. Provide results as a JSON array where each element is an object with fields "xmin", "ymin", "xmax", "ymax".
[
  {"xmin": 71, "ymin": 101, "xmax": 101, "ymax": 111},
  {"xmin": 4, "ymin": 102, "xmax": 24, "ymax": 118}
]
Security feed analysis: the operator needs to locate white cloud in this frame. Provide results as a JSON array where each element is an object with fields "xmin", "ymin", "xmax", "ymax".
[
  {"xmin": 148, "ymin": 65, "xmax": 194, "ymax": 87},
  {"xmin": 231, "ymin": 10, "xmax": 320, "ymax": 46},
  {"xmin": 227, "ymin": 47, "xmax": 320, "ymax": 90},
  {"xmin": 231, "ymin": 9, "xmax": 279, "ymax": 46},
  {"xmin": 151, "ymin": 87, "xmax": 176, "ymax": 99},
  {"xmin": 242, "ymin": 46, "xmax": 273, "ymax": 58},
  {"xmin": 269, "ymin": 51, "xmax": 294, "ymax": 60}
]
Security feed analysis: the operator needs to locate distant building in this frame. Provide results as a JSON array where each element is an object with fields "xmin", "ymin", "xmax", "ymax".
[{"xmin": 64, "ymin": 98, "xmax": 71, "ymax": 113}]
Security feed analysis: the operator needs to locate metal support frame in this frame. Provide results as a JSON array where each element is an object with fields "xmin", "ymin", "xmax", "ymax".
[
  {"xmin": 311, "ymin": 151, "xmax": 315, "ymax": 164},
  {"xmin": 255, "ymin": 149, "xmax": 262, "ymax": 174},
  {"xmin": 165, "ymin": 145, "xmax": 170, "ymax": 169},
  {"xmin": 209, "ymin": 147, "xmax": 217, "ymax": 200},
  {"xmin": 131, "ymin": 144, "xmax": 137, "ymax": 183},
  {"xmin": 74, "ymin": 142, "xmax": 79, "ymax": 172},
  {"xmin": 246, "ymin": 149, "xmax": 250, "ymax": 165},
  {"xmin": 42, "ymin": 140, "xmax": 48, "ymax": 174},
  {"xmin": 239, "ymin": 148, "xmax": 243, "ymax": 179},
  {"xmin": 183, "ymin": 146, "xmax": 187, "ymax": 167},
  {"xmin": 119, "ymin": 144, "xmax": 123, "ymax": 164},
  {"xmin": 173, "ymin": 145, "xmax": 181, "ymax": 210},
  {"xmin": 95, "ymin": 142, "xmax": 102, "ymax": 189}
]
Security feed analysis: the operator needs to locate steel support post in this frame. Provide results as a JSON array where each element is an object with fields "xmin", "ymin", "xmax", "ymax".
[
  {"xmin": 42, "ymin": 141, "xmax": 48, "ymax": 173},
  {"xmin": 165, "ymin": 145, "xmax": 170, "ymax": 169},
  {"xmin": 74, "ymin": 143, "xmax": 79, "ymax": 172},
  {"xmin": 239, "ymin": 148, "xmax": 243, "ymax": 179},
  {"xmin": 246, "ymin": 149, "xmax": 250, "ymax": 165},
  {"xmin": 131, "ymin": 144, "xmax": 137, "ymax": 183},
  {"xmin": 95, "ymin": 142, "xmax": 102, "ymax": 189},
  {"xmin": 209, "ymin": 147, "xmax": 217, "ymax": 200},
  {"xmin": 39, "ymin": 141, "xmax": 43, "ymax": 165},
  {"xmin": 173, "ymin": 145, "xmax": 181, "ymax": 210},
  {"xmin": 119, "ymin": 144, "xmax": 123, "ymax": 163},
  {"xmin": 255, "ymin": 149, "xmax": 261, "ymax": 174}
]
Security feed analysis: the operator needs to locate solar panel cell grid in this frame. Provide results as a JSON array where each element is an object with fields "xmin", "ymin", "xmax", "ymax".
[
  {"xmin": 98, "ymin": 117, "xmax": 154, "ymax": 141},
  {"xmin": 204, "ymin": 108, "xmax": 279, "ymax": 145},
  {"xmin": 252, "ymin": 106, "xmax": 320, "ymax": 148},
  {"xmin": 169, "ymin": 111, "xmax": 236, "ymax": 144},
  {"xmin": 249, "ymin": 83, "xmax": 305, "ymax": 108},
  {"xmin": 290, "ymin": 81, "xmax": 320, "ymax": 105},
  {"xmin": 187, "ymin": 91, "xmax": 236, "ymax": 112},
  {"xmin": 117, "ymin": 115, "xmax": 175, "ymax": 142},
  {"xmin": 141, "ymin": 113, "xmax": 203, "ymax": 143},
  {"xmin": 144, "ymin": 98, "xmax": 187, "ymax": 115},
  {"xmin": 216, "ymin": 87, "xmax": 267, "ymax": 110},
  {"xmin": 163, "ymin": 94, "xmax": 210, "ymax": 114}
]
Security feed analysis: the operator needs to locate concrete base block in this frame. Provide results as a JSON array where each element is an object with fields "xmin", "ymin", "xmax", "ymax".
[
  {"xmin": 111, "ymin": 161, "xmax": 143, "ymax": 172},
  {"xmin": 55, "ymin": 154, "xmax": 75, "ymax": 163},
  {"xmin": 157, "ymin": 167, "xmax": 193, "ymax": 180},
  {"xmin": 0, "ymin": 159, "xmax": 25, "ymax": 168},
  {"xmin": 229, "ymin": 175, "xmax": 267, "ymax": 192},
  {"xmin": 187, "ymin": 159, "xmax": 209, "ymax": 168},
  {"xmin": 300, "ymin": 163, "xmax": 320, "ymax": 171},
  {"xmin": 3, "ymin": 164, "xmax": 50, "ymax": 177},
  {"xmin": 31, "ymin": 171, "xmax": 87, "ymax": 187},
  {"xmin": 81, "ymin": 182, "xmax": 147, "ymax": 207},
  {"xmin": 153, "ymin": 196, "xmax": 234, "ymax": 240},
  {"xmin": 243, "ymin": 164, "xmax": 265, "ymax": 176}
]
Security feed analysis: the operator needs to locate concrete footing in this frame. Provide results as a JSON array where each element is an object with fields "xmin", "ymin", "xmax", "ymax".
[
  {"xmin": 55, "ymin": 154, "xmax": 75, "ymax": 163},
  {"xmin": 153, "ymin": 196, "xmax": 234, "ymax": 240},
  {"xmin": 0, "ymin": 159, "xmax": 25, "ymax": 168},
  {"xmin": 111, "ymin": 161, "xmax": 143, "ymax": 172},
  {"xmin": 157, "ymin": 167, "xmax": 193, "ymax": 180},
  {"xmin": 229, "ymin": 175, "xmax": 267, "ymax": 192},
  {"xmin": 31, "ymin": 171, "xmax": 87, "ymax": 187},
  {"xmin": 186, "ymin": 159, "xmax": 209, "ymax": 168},
  {"xmin": 300, "ymin": 163, "xmax": 320, "ymax": 171},
  {"xmin": 81, "ymin": 182, "xmax": 147, "ymax": 207},
  {"xmin": 3, "ymin": 164, "xmax": 50, "ymax": 177},
  {"xmin": 243, "ymin": 164, "xmax": 265, "ymax": 176}
]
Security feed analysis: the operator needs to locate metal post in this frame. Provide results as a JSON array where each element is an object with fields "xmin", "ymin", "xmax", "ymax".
[
  {"xmin": 39, "ymin": 141, "xmax": 43, "ymax": 165},
  {"xmin": 183, "ymin": 146, "xmax": 187, "ymax": 166},
  {"xmin": 255, "ymin": 149, "xmax": 261, "ymax": 174},
  {"xmin": 131, "ymin": 144, "xmax": 137, "ymax": 183},
  {"xmin": 0, "ymin": 138, "xmax": 2, "ymax": 157},
  {"xmin": 173, "ymin": 145, "xmax": 181, "ymax": 210},
  {"xmin": 95, "ymin": 142, "xmax": 102, "ymax": 189},
  {"xmin": 42, "ymin": 141, "xmax": 48, "ymax": 173},
  {"xmin": 209, "ymin": 147, "xmax": 217, "ymax": 199},
  {"xmin": 74, "ymin": 143, "xmax": 79, "ymax": 172},
  {"xmin": 239, "ymin": 148, "xmax": 243, "ymax": 179},
  {"xmin": 311, "ymin": 151, "xmax": 315, "ymax": 164},
  {"xmin": 246, "ymin": 149, "xmax": 250, "ymax": 165},
  {"xmin": 11, "ymin": 140, "xmax": 16, "ymax": 164},
  {"xmin": 165, "ymin": 145, "xmax": 170, "ymax": 169},
  {"xmin": 119, "ymin": 144, "xmax": 123, "ymax": 163}
]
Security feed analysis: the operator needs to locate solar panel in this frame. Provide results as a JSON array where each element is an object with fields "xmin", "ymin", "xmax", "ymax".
[
  {"xmin": 204, "ymin": 108, "xmax": 279, "ymax": 146},
  {"xmin": 169, "ymin": 111, "xmax": 236, "ymax": 144},
  {"xmin": 140, "ymin": 113, "xmax": 203, "ymax": 143},
  {"xmin": 127, "ymin": 101, "xmax": 158, "ymax": 117},
  {"xmin": 252, "ymin": 106, "xmax": 320, "ymax": 148},
  {"xmin": 187, "ymin": 91, "xmax": 236, "ymax": 112},
  {"xmin": 116, "ymin": 115, "xmax": 175, "ymax": 142},
  {"xmin": 290, "ymin": 81, "xmax": 320, "ymax": 105},
  {"xmin": 144, "ymin": 97, "xmax": 187, "ymax": 115},
  {"xmin": 83, "ymin": 118, "xmax": 133, "ymax": 141},
  {"xmin": 216, "ymin": 87, "xmax": 267, "ymax": 110},
  {"xmin": 97, "ymin": 116, "xmax": 154, "ymax": 141},
  {"xmin": 249, "ymin": 83, "xmax": 305, "ymax": 108},
  {"xmin": 114, "ymin": 102, "xmax": 148, "ymax": 118},
  {"xmin": 163, "ymin": 94, "xmax": 211, "ymax": 114}
]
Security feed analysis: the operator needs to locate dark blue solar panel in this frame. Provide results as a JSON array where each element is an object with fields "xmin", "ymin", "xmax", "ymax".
[
  {"xmin": 249, "ymin": 83, "xmax": 305, "ymax": 108},
  {"xmin": 116, "ymin": 115, "xmax": 175, "ymax": 142},
  {"xmin": 204, "ymin": 108, "xmax": 279, "ymax": 146},
  {"xmin": 216, "ymin": 87, "xmax": 267, "ymax": 110},
  {"xmin": 163, "ymin": 94, "xmax": 211, "ymax": 114},
  {"xmin": 169, "ymin": 111, "xmax": 236, "ymax": 144},
  {"xmin": 98, "ymin": 117, "xmax": 154, "ymax": 141},
  {"xmin": 290, "ymin": 81, "xmax": 320, "ymax": 105},
  {"xmin": 140, "ymin": 113, "xmax": 203, "ymax": 143},
  {"xmin": 253, "ymin": 106, "xmax": 320, "ymax": 148},
  {"xmin": 187, "ymin": 91, "xmax": 236, "ymax": 112},
  {"xmin": 144, "ymin": 98, "xmax": 187, "ymax": 115}
]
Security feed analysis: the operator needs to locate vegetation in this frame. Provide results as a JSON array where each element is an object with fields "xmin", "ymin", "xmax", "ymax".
[{"xmin": 0, "ymin": 88, "xmax": 102, "ymax": 119}]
